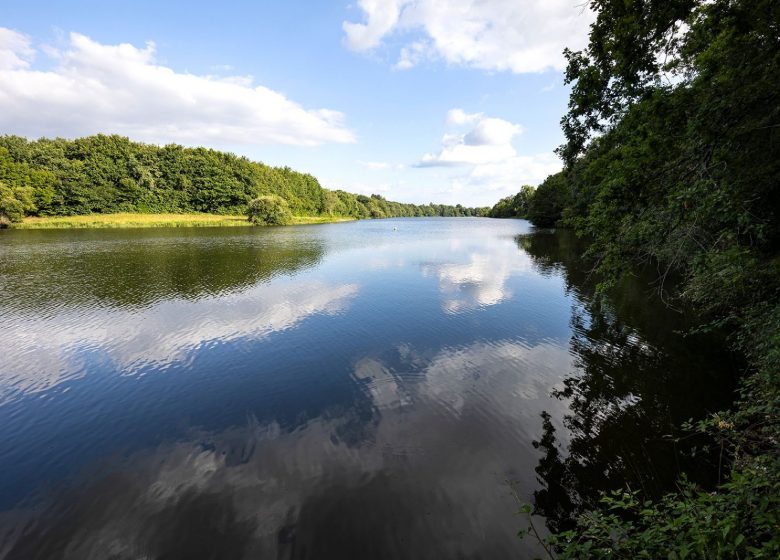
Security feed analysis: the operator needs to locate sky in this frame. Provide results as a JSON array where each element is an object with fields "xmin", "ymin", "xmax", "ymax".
[{"xmin": 0, "ymin": 0, "xmax": 595, "ymax": 207}]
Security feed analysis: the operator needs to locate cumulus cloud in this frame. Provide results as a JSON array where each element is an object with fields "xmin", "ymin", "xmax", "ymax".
[
  {"xmin": 464, "ymin": 153, "xmax": 562, "ymax": 193},
  {"xmin": 0, "ymin": 28, "xmax": 355, "ymax": 146},
  {"xmin": 343, "ymin": 0, "xmax": 406, "ymax": 51},
  {"xmin": 446, "ymin": 108, "xmax": 481, "ymax": 126},
  {"xmin": 418, "ymin": 109, "xmax": 523, "ymax": 167},
  {"xmin": 0, "ymin": 28, "xmax": 34, "ymax": 70},
  {"xmin": 342, "ymin": 108, "xmax": 558, "ymax": 206},
  {"xmin": 415, "ymin": 109, "xmax": 562, "ymax": 203},
  {"xmin": 343, "ymin": 0, "xmax": 595, "ymax": 73},
  {"xmin": 464, "ymin": 117, "xmax": 523, "ymax": 146}
]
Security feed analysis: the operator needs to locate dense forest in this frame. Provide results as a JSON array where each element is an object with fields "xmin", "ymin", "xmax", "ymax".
[
  {"xmin": 495, "ymin": 0, "xmax": 779, "ymax": 556},
  {"xmin": 0, "ymin": 134, "xmax": 487, "ymax": 225}
]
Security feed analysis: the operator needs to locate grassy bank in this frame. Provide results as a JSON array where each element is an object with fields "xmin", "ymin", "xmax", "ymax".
[
  {"xmin": 13, "ymin": 213, "xmax": 355, "ymax": 229},
  {"xmin": 286, "ymin": 215, "xmax": 356, "ymax": 225}
]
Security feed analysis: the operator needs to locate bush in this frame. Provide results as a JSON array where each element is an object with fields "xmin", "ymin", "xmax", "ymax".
[
  {"xmin": 0, "ymin": 182, "xmax": 36, "ymax": 226},
  {"xmin": 527, "ymin": 467, "xmax": 780, "ymax": 559},
  {"xmin": 247, "ymin": 195, "xmax": 292, "ymax": 226}
]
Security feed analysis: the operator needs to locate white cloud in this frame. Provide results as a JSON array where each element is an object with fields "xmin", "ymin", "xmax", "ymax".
[
  {"xmin": 446, "ymin": 108, "xmax": 481, "ymax": 126},
  {"xmin": 395, "ymin": 39, "xmax": 431, "ymax": 70},
  {"xmin": 419, "ymin": 110, "xmax": 522, "ymax": 167},
  {"xmin": 0, "ymin": 28, "xmax": 34, "ymax": 70},
  {"xmin": 464, "ymin": 117, "xmax": 523, "ymax": 145},
  {"xmin": 342, "ymin": 0, "xmax": 406, "ymax": 51},
  {"xmin": 0, "ymin": 29, "xmax": 355, "ymax": 146},
  {"xmin": 332, "ymin": 107, "xmax": 560, "ymax": 207},
  {"xmin": 421, "ymin": 143, "xmax": 516, "ymax": 167},
  {"xmin": 343, "ymin": 0, "xmax": 595, "ymax": 73},
  {"xmin": 415, "ymin": 109, "xmax": 561, "ymax": 204},
  {"xmin": 465, "ymin": 153, "xmax": 561, "ymax": 192}
]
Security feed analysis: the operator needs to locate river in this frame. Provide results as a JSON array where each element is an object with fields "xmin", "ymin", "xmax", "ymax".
[{"xmin": 0, "ymin": 218, "xmax": 737, "ymax": 559}]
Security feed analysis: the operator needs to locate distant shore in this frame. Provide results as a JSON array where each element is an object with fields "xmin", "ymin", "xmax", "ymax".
[{"xmin": 14, "ymin": 213, "xmax": 356, "ymax": 230}]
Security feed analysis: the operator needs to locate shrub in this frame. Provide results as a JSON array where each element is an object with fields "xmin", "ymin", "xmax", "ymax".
[
  {"xmin": 0, "ymin": 182, "xmax": 36, "ymax": 226},
  {"xmin": 247, "ymin": 195, "xmax": 292, "ymax": 226}
]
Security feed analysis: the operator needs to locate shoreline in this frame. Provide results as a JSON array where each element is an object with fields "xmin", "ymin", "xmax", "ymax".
[{"xmin": 12, "ymin": 213, "xmax": 356, "ymax": 230}]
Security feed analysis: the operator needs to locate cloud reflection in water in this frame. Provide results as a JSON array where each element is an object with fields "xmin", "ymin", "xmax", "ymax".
[
  {"xmin": 0, "ymin": 280, "xmax": 359, "ymax": 401},
  {"xmin": 2, "ymin": 335, "xmax": 571, "ymax": 559},
  {"xmin": 420, "ymin": 238, "xmax": 534, "ymax": 313}
]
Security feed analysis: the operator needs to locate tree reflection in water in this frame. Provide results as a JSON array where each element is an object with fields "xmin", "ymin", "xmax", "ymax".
[
  {"xmin": 0, "ymin": 227, "xmax": 325, "ymax": 310},
  {"xmin": 518, "ymin": 229, "xmax": 739, "ymax": 533}
]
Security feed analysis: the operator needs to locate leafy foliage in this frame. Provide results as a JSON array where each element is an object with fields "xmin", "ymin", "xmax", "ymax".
[
  {"xmin": 526, "ymin": 172, "xmax": 570, "ymax": 227},
  {"xmin": 498, "ymin": 0, "xmax": 780, "ymax": 556},
  {"xmin": 0, "ymin": 135, "xmax": 488, "ymax": 223},
  {"xmin": 247, "ymin": 195, "xmax": 293, "ymax": 226},
  {"xmin": 543, "ymin": 471, "xmax": 779, "ymax": 560},
  {"xmin": 0, "ymin": 180, "xmax": 36, "ymax": 225},
  {"xmin": 488, "ymin": 185, "xmax": 535, "ymax": 218},
  {"xmin": 519, "ymin": 230, "xmax": 737, "ymax": 534}
]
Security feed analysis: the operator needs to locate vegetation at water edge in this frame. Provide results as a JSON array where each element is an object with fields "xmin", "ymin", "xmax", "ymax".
[
  {"xmin": 247, "ymin": 195, "xmax": 293, "ymax": 226},
  {"xmin": 0, "ymin": 134, "xmax": 489, "ymax": 227},
  {"xmin": 494, "ymin": 0, "xmax": 780, "ymax": 557}
]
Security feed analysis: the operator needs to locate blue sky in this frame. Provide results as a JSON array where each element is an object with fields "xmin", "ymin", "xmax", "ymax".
[{"xmin": 0, "ymin": 1, "xmax": 594, "ymax": 206}]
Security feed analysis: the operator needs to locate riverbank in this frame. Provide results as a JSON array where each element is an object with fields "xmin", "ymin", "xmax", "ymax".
[{"xmin": 13, "ymin": 213, "xmax": 356, "ymax": 229}]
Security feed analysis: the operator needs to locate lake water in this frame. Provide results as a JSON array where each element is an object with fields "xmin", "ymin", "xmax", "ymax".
[{"xmin": 0, "ymin": 218, "xmax": 737, "ymax": 559}]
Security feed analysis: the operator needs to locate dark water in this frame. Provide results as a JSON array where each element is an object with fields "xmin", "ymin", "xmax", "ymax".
[{"xmin": 0, "ymin": 218, "xmax": 737, "ymax": 559}]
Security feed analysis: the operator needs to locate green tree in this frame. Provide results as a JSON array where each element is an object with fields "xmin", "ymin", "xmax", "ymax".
[
  {"xmin": 0, "ymin": 134, "xmax": 483, "ymax": 223},
  {"xmin": 526, "ymin": 173, "xmax": 568, "ymax": 227},
  {"xmin": 247, "ymin": 195, "xmax": 293, "ymax": 225},
  {"xmin": 0, "ymin": 181, "xmax": 36, "ymax": 226},
  {"xmin": 506, "ymin": 0, "xmax": 780, "ymax": 556},
  {"xmin": 489, "ymin": 185, "xmax": 536, "ymax": 218}
]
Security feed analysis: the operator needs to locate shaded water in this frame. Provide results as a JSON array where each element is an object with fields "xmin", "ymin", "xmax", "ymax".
[{"xmin": 0, "ymin": 218, "xmax": 736, "ymax": 559}]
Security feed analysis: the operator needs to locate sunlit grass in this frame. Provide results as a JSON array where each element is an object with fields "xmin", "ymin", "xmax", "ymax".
[
  {"xmin": 289, "ymin": 215, "xmax": 356, "ymax": 225},
  {"xmin": 16, "ymin": 213, "xmax": 356, "ymax": 229}
]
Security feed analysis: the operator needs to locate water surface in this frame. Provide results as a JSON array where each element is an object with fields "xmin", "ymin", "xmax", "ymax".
[{"xmin": 0, "ymin": 218, "xmax": 736, "ymax": 559}]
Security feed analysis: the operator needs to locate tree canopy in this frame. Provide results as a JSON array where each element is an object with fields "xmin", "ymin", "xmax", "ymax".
[
  {"xmin": 496, "ymin": 0, "xmax": 780, "ymax": 556},
  {"xmin": 0, "ymin": 135, "xmax": 488, "ymax": 224},
  {"xmin": 247, "ymin": 195, "xmax": 292, "ymax": 226},
  {"xmin": 487, "ymin": 185, "xmax": 535, "ymax": 218}
]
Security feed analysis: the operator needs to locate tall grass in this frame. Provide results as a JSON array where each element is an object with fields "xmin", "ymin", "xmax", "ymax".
[{"xmin": 16, "ymin": 213, "xmax": 355, "ymax": 229}]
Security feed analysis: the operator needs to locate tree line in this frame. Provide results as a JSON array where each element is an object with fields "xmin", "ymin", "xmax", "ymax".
[
  {"xmin": 495, "ymin": 0, "xmax": 778, "ymax": 557},
  {"xmin": 0, "ymin": 134, "xmax": 488, "ymax": 225},
  {"xmin": 487, "ymin": 179, "xmax": 567, "ymax": 228}
]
